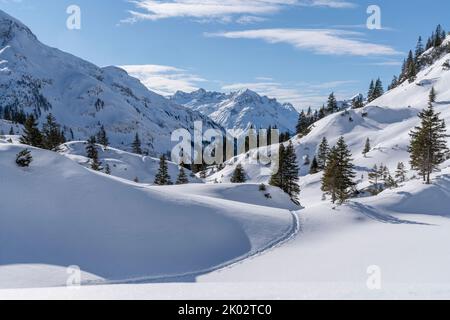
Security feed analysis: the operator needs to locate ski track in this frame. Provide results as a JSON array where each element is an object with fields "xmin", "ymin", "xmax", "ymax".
[{"xmin": 81, "ymin": 210, "xmax": 301, "ymax": 286}]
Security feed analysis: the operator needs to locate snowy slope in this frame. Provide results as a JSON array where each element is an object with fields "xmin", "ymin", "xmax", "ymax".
[
  {"xmin": 0, "ymin": 142, "xmax": 296, "ymax": 289},
  {"xmin": 208, "ymin": 44, "xmax": 450, "ymax": 189},
  {"xmin": 60, "ymin": 141, "xmax": 201, "ymax": 185},
  {"xmin": 170, "ymin": 88, "xmax": 299, "ymax": 135},
  {"xmin": 0, "ymin": 10, "xmax": 221, "ymax": 156}
]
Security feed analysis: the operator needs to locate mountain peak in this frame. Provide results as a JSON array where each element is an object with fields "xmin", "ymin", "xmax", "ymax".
[{"xmin": 0, "ymin": 9, "xmax": 37, "ymax": 44}]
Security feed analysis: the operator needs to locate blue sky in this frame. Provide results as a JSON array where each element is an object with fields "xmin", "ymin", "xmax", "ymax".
[{"xmin": 1, "ymin": 0, "xmax": 449, "ymax": 109}]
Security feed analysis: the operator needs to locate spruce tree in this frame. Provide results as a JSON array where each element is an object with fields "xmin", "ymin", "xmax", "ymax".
[
  {"xmin": 42, "ymin": 113, "xmax": 65, "ymax": 151},
  {"xmin": 9, "ymin": 127, "xmax": 14, "ymax": 135},
  {"xmin": 395, "ymin": 162, "xmax": 407, "ymax": 183},
  {"xmin": 176, "ymin": 166, "xmax": 189, "ymax": 185},
  {"xmin": 363, "ymin": 138, "xmax": 371, "ymax": 157},
  {"xmin": 317, "ymin": 137, "xmax": 330, "ymax": 170},
  {"xmin": 296, "ymin": 111, "xmax": 310, "ymax": 136},
  {"xmin": 406, "ymin": 50, "xmax": 417, "ymax": 82},
  {"xmin": 373, "ymin": 78, "xmax": 384, "ymax": 100},
  {"xmin": 352, "ymin": 95, "xmax": 364, "ymax": 109},
  {"xmin": 20, "ymin": 114, "xmax": 43, "ymax": 148},
  {"xmin": 321, "ymin": 137, "xmax": 356, "ymax": 204},
  {"xmin": 97, "ymin": 125, "xmax": 109, "ymax": 148},
  {"xmin": 230, "ymin": 164, "xmax": 247, "ymax": 183},
  {"xmin": 284, "ymin": 142, "xmax": 300, "ymax": 202},
  {"xmin": 132, "ymin": 132, "xmax": 142, "ymax": 155},
  {"xmin": 16, "ymin": 149, "xmax": 33, "ymax": 167},
  {"xmin": 310, "ymin": 156, "xmax": 319, "ymax": 174},
  {"xmin": 86, "ymin": 136, "xmax": 102, "ymax": 171},
  {"xmin": 154, "ymin": 155, "xmax": 172, "ymax": 185},
  {"xmin": 409, "ymin": 88, "xmax": 448, "ymax": 184},
  {"xmin": 270, "ymin": 144, "xmax": 286, "ymax": 190},
  {"xmin": 327, "ymin": 92, "xmax": 338, "ymax": 114},
  {"xmin": 367, "ymin": 80, "xmax": 375, "ymax": 102}
]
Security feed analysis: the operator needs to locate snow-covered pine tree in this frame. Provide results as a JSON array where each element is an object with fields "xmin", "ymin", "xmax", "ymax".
[
  {"xmin": 20, "ymin": 114, "xmax": 43, "ymax": 148},
  {"xmin": 176, "ymin": 166, "xmax": 189, "ymax": 185},
  {"xmin": 352, "ymin": 95, "xmax": 364, "ymax": 109},
  {"xmin": 16, "ymin": 149, "xmax": 33, "ymax": 167},
  {"xmin": 317, "ymin": 137, "xmax": 330, "ymax": 170},
  {"xmin": 395, "ymin": 162, "xmax": 407, "ymax": 183},
  {"xmin": 321, "ymin": 137, "xmax": 356, "ymax": 204},
  {"xmin": 154, "ymin": 155, "xmax": 172, "ymax": 185},
  {"xmin": 368, "ymin": 164, "xmax": 381, "ymax": 193},
  {"xmin": 409, "ymin": 88, "xmax": 449, "ymax": 184},
  {"xmin": 97, "ymin": 125, "xmax": 109, "ymax": 148},
  {"xmin": 86, "ymin": 136, "xmax": 102, "ymax": 171},
  {"xmin": 230, "ymin": 164, "xmax": 247, "ymax": 183},
  {"xmin": 363, "ymin": 138, "xmax": 371, "ymax": 157},
  {"xmin": 132, "ymin": 132, "xmax": 142, "ymax": 155}
]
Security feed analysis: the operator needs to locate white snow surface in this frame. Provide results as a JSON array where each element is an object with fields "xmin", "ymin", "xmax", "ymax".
[
  {"xmin": 0, "ymin": 143, "xmax": 296, "ymax": 289},
  {"xmin": 60, "ymin": 141, "xmax": 201, "ymax": 185}
]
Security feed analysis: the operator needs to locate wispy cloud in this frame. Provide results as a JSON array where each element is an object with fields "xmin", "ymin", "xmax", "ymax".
[
  {"xmin": 122, "ymin": 0, "xmax": 355, "ymax": 24},
  {"xmin": 206, "ymin": 28, "xmax": 401, "ymax": 56},
  {"xmin": 120, "ymin": 64, "xmax": 206, "ymax": 96}
]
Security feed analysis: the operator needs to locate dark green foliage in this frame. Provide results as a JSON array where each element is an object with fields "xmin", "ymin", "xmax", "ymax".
[
  {"xmin": 230, "ymin": 164, "xmax": 247, "ymax": 183},
  {"xmin": 154, "ymin": 154, "xmax": 172, "ymax": 185},
  {"xmin": 176, "ymin": 166, "xmax": 189, "ymax": 185},
  {"xmin": 409, "ymin": 88, "xmax": 448, "ymax": 184},
  {"xmin": 317, "ymin": 137, "xmax": 330, "ymax": 170},
  {"xmin": 132, "ymin": 133, "xmax": 142, "ymax": 155},
  {"xmin": 86, "ymin": 136, "xmax": 102, "ymax": 171},
  {"xmin": 20, "ymin": 114, "xmax": 43, "ymax": 148},
  {"xmin": 363, "ymin": 138, "xmax": 371, "ymax": 157},
  {"xmin": 309, "ymin": 156, "xmax": 319, "ymax": 174},
  {"xmin": 321, "ymin": 137, "xmax": 356, "ymax": 204},
  {"xmin": 42, "ymin": 113, "xmax": 65, "ymax": 151},
  {"xmin": 270, "ymin": 142, "xmax": 300, "ymax": 203}
]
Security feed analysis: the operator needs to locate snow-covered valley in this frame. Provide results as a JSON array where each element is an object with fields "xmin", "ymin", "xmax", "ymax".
[{"xmin": 1, "ymin": 8, "xmax": 450, "ymax": 300}]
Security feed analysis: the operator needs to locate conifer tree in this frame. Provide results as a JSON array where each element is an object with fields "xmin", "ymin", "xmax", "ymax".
[
  {"xmin": 395, "ymin": 162, "xmax": 407, "ymax": 183},
  {"xmin": 97, "ymin": 125, "xmax": 109, "ymax": 148},
  {"xmin": 363, "ymin": 138, "xmax": 371, "ymax": 157},
  {"xmin": 20, "ymin": 114, "xmax": 43, "ymax": 148},
  {"xmin": 105, "ymin": 164, "xmax": 111, "ymax": 175},
  {"xmin": 368, "ymin": 165, "xmax": 382, "ymax": 193},
  {"xmin": 367, "ymin": 80, "xmax": 375, "ymax": 102},
  {"xmin": 16, "ymin": 149, "xmax": 33, "ymax": 167},
  {"xmin": 317, "ymin": 137, "xmax": 330, "ymax": 170},
  {"xmin": 86, "ymin": 136, "xmax": 102, "ymax": 171},
  {"xmin": 42, "ymin": 113, "xmax": 65, "ymax": 151},
  {"xmin": 388, "ymin": 76, "xmax": 398, "ymax": 91},
  {"xmin": 321, "ymin": 137, "xmax": 356, "ymax": 204},
  {"xmin": 132, "ymin": 132, "xmax": 142, "ymax": 155},
  {"xmin": 230, "ymin": 164, "xmax": 247, "ymax": 183},
  {"xmin": 352, "ymin": 95, "xmax": 364, "ymax": 109},
  {"xmin": 373, "ymin": 78, "xmax": 384, "ymax": 100},
  {"xmin": 409, "ymin": 88, "xmax": 448, "ymax": 184},
  {"xmin": 327, "ymin": 92, "xmax": 338, "ymax": 114},
  {"xmin": 9, "ymin": 127, "xmax": 14, "ymax": 135},
  {"xmin": 154, "ymin": 154, "xmax": 172, "ymax": 185},
  {"xmin": 415, "ymin": 36, "xmax": 424, "ymax": 61},
  {"xmin": 176, "ymin": 166, "xmax": 189, "ymax": 185},
  {"xmin": 269, "ymin": 142, "xmax": 300, "ymax": 203},
  {"xmin": 296, "ymin": 111, "xmax": 310, "ymax": 136},
  {"xmin": 310, "ymin": 156, "xmax": 319, "ymax": 174},
  {"xmin": 406, "ymin": 50, "xmax": 417, "ymax": 82}
]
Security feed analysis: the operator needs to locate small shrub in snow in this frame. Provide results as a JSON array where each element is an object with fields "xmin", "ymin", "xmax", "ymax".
[
  {"xmin": 259, "ymin": 183, "xmax": 267, "ymax": 192},
  {"xmin": 264, "ymin": 193, "xmax": 272, "ymax": 199},
  {"xmin": 442, "ymin": 60, "xmax": 450, "ymax": 70},
  {"xmin": 16, "ymin": 149, "xmax": 33, "ymax": 167}
]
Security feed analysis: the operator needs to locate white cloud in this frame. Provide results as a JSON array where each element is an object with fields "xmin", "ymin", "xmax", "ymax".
[
  {"xmin": 207, "ymin": 28, "xmax": 401, "ymax": 56},
  {"xmin": 122, "ymin": 0, "xmax": 355, "ymax": 24},
  {"xmin": 120, "ymin": 64, "xmax": 206, "ymax": 96}
]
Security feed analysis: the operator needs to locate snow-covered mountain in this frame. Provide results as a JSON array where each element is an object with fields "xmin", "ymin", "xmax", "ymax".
[
  {"xmin": 171, "ymin": 88, "xmax": 299, "ymax": 135},
  {"xmin": 0, "ymin": 10, "xmax": 221, "ymax": 156}
]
